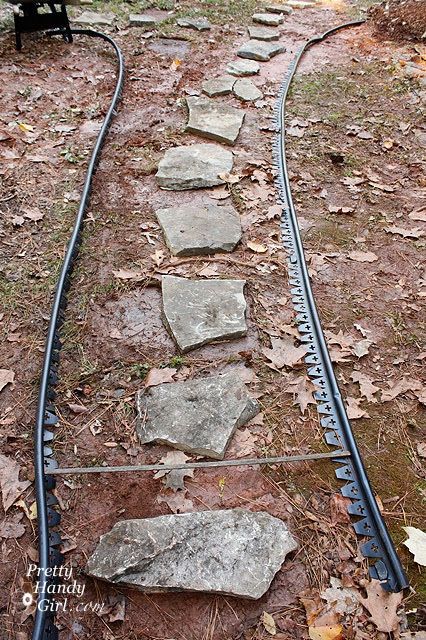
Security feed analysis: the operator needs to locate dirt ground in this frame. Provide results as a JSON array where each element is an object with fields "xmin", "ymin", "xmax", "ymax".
[{"xmin": 0, "ymin": 0, "xmax": 425, "ymax": 638}]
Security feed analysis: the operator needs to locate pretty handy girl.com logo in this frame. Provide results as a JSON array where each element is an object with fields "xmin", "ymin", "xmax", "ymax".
[{"xmin": 24, "ymin": 564, "xmax": 105, "ymax": 613}]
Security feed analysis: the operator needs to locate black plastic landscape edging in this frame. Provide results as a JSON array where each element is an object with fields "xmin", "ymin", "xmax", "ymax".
[{"xmin": 273, "ymin": 19, "xmax": 408, "ymax": 593}]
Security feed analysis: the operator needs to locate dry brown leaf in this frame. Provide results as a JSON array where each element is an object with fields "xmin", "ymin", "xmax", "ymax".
[
  {"xmin": 283, "ymin": 375, "xmax": 316, "ymax": 414},
  {"xmin": 351, "ymin": 339, "xmax": 373, "ymax": 359},
  {"xmin": 326, "ymin": 331, "xmax": 355, "ymax": 350},
  {"xmin": 417, "ymin": 443, "xmax": 426, "ymax": 458},
  {"xmin": 409, "ymin": 208, "xmax": 426, "ymax": 222},
  {"xmin": 381, "ymin": 377, "xmax": 422, "ymax": 402},
  {"xmin": 67, "ymin": 403, "xmax": 88, "ymax": 414},
  {"xmin": 385, "ymin": 226, "xmax": 424, "ymax": 239},
  {"xmin": 360, "ymin": 579, "xmax": 402, "ymax": 632},
  {"xmin": 262, "ymin": 337, "xmax": 308, "ymax": 369},
  {"xmin": 0, "ymin": 369, "xmax": 15, "ymax": 393},
  {"xmin": 247, "ymin": 240, "xmax": 267, "ymax": 253},
  {"xmin": 0, "ymin": 454, "xmax": 31, "ymax": 512},
  {"xmin": 328, "ymin": 205, "xmax": 354, "ymax": 214},
  {"xmin": 0, "ymin": 512, "xmax": 26, "ymax": 539},
  {"xmin": 154, "ymin": 451, "xmax": 194, "ymax": 492},
  {"xmin": 329, "ymin": 494, "xmax": 351, "ymax": 526},
  {"xmin": 346, "ymin": 397, "xmax": 369, "ymax": 420},
  {"xmin": 112, "ymin": 268, "xmax": 143, "ymax": 280},
  {"xmin": 228, "ymin": 428, "xmax": 258, "ymax": 458},
  {"xmin": 261, "ymin": 611, "xmax": 276, "ymax": 635},
  {"xmin": 145, "ymin": 367, "xmax": 177, "ymax": 388},
  {"xmin": 347, "ymin": 251, "xmax": 378, "ymax": 263},
  {"xmin": 350, "ymin": 371, "xmax": 380, "ymax": 402},
  {"xmin": 150, "ymin": 249, "xmax": 165, "ymax": 267},
  {"xmin": 157, "ymin": 493, "xmax": 194, "ymax": 513}
]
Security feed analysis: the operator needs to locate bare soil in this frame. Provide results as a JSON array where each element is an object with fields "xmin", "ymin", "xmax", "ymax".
[{"xmin": 0, "ymin": 0, "xmax": 425, "ymax": 639}]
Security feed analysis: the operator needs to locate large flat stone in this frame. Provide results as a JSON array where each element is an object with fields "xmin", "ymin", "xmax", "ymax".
[
  {"xmin": 233, "ymin": 78, "xmax": 263, "ymax": 102},
  {"xmin": 265, "ymin": 4, "xmax": 293, "ymax": 13},
  {"xmin": 186, "ymin": 97, "xmax": 245, "ymax": 145},
  {"xmin": 248, "ymin": 26, "xmax": 280, "ymax": 40},
  {"xmin": 252, "ymin": 12, "xmax": 283, "ymax": 26},
  {"xmin": 136, "ymin": 372, "xmax": 259, "ymax": 458},
  {"xmin": 226, "ymin": 59, "xmax": 260, "ymax": 76},
  {"xmin": 128, "ymin": 14, "xmax": 159, "ymax": 26},
  {"xmin": 86, "ymin": 509, "xmax": 297, "ymax": 599},
  {"xmin": 156, "ymin": 203, "xmax": 241, "ymax": 256},
  {"xmin": 156, "ymin": 144, "xmax": 233, "ymax": 190},
  {"xmin": 177, "ymin": 17, "xmax": 211, "ymax": 30},
  {"xmin": 238, "ymin": 40, "xmax": 285, "ymax": 62},
  {"xmin": 202, "ymin": 75, "xmax": 236, "ymax": 97},
  {"xmin": 162, "ymin": 275, "xmax": 247, "ymax": 352},
  {"xmin": 74, "ymin": 10, "xmax": 114, "ymax": 25}
]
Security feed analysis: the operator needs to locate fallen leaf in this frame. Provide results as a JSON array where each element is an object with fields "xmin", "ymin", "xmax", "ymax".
[
  {"xmin": 0, "ymin": 512, "xmax": 26, "ymax": 539},
  {"xmin": 112, "ymin": 268, "xmax": 143, "ymax": 280},
  {"xmin": 22, "ymin": 207, "xmax": 44, "ymax": 221},
  {"xmin": 267, "ymin": 204, "xmax": 281, "ymax": 219},
  {"xmin": 381, "ymin": 377, "xmax": 422, "ymax": 402},
  {"xmin": 157, "ymin": 493, "xmax": 194, "ymax": 513},
  {"xmin": 287, "ymin": 126, "xmax": 305, "ymax": 138},
  {"xmin": 0, "ymin": 454, "xmax": 31, "ymax": 512},
  {"xmin": 262, "ymin": 337, "xmax": 308, "ymax": 369},
  {"xmin": 18, "ymin": 122, "xmax": 34, "ymax": 133},
  {"xmin": 67, "ymin": 403, "xmax": 88, "ymax": 414},
  {"xmin": 154, "ymin": 451, "xmax": 194, "ymax": 492},
  {"xmin": 283, "ymin": 375, "xmax": 316, "ymax": 414},
  {"xmin": 347, "ymin": 251, "xmax": 378, "ymax": 263},
  {"xmin": 261, "ymin": 611, "xmax": 276, "ymax": 635},
  {"xmin": 309, "ymin": 625, "xmax": 343, "ymax": 640},
  {"xmin": 145, "ymin": 367, "xmax": 177, "ymax": 388},
  {"xmin": 247, "ymin": 240, "xmax": 267, "ymax": 253},
  {"xmin": 218, "ymin": 171, "xmax": 240, "ymax": 184},
  {"xmin": 11, "ymin": 216, "xmax": 25, "ymax": 226},
  {"xmin": 329, "ymin": 495, "xmax": 351, "ymax": 526},
  {"xmin": 409, "ymin": 208, "xmax": 426, "ymax": 222},
  {"xmin": 403, "ymin": 526, "xmax": 426, "ymax": 566},
  {"xmin": 382, "ymin": 138, "xmax": 395, "ymax": 150},
  {"xmin": 360, "ymin": 579, "xmax": 402, "ymax": 632},
  {"xmin": 321, "ymin": 577, "xmax": 359, "ymax": 615},
  {"xmin": 351, "ymin": 339, "xmax": 373, "ymax": 358},
  {"xmin": 350, "ymin": 372, "xmax": 379, "ymax": 402},
  {"xmin": 170, "ymin": 58, "xmax": 182, "ymax": 71},
  {"xmin": 0, "ymin": 369, "xmax": 15, "ymax": 393},
  {"xmin": 227, "ymin": 428, "xmax": 258, "ymax": 457},
  {"xmin": 328, "ymin": 205, "xmax": 354, "ymax": 214},
  {"xmin": 385, "ymin": 226, "xmax": 424, "ymax": 239},
  {"xmin": 417, "ymin": 443, "xmax": 426, "ymax": 458},
  {"xmin": 346, "ymin": 397, "xmax": 369, "ymax": 420},
  {"xmin": 100, "ymin": 594, "xmax": 126, "ymax": 623}
]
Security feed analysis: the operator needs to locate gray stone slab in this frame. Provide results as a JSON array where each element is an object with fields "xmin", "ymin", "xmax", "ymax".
[
  {"xmin": 129, "ymin": 14, "xmax": 159, "ymax": 26},
  {"xmin": 86, "ymin": 509, "xmax": 298, "ymax": 598},
  {"xmin": 264, "ymin": 4, "xmax": 293, "ymax": 13},
  {"xmin": 238, "ymin": 40, "xmax": 285, "ymax": 62},
  {"xmin": 74, "ymin": 10, "xmax": 114, "ymax": 25},
  {"xmin": 252, "ymin": 12, "xmax": 283, "ymax": 25},
  {"xmin": 156, "ymin": 203, "xmax": 241, "ymax": 256},
  {"xmin": 286, "ymin": 0, "xmax": 317, "ymax": 7},
  {"xmin": 177, "ymin": 17, "xmax": 211, "ymax": 30},
  {"xmin": 162, "ymin": 275, "xmax": 247, "ymax": 352},
  {"xmin": 156, "ymin": 144, "xmax": 233, "ymax": 190},
  {"xmin": 248, "ymin": 25, "xmax": 280, "ymax": 40},
  {"xmin": 202, "ymin": 75, "xmax": 236, "ymax": 97},
  {"xmin": 233, "ymin": 78, "xmax": 263, "ymax": 102},
  {"xmin": 186, "ymin": 97, "xmax": 245, "ymax": 145},
  {"xmin": 226, "ymin": 59, "xmax": 260, "ymax": 76},
  {"xmin": 136, "ymin": 372, "xmax": 259, "ymax": 458}
]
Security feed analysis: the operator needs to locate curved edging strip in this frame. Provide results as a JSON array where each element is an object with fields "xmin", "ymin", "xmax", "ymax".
[
  {"xmin": 273, "ymin": 20, "xmax": 409, "ymax": 593},
  {"xmin": 32, "ymin": 30, "xmax": 124, "ymax": 640}
]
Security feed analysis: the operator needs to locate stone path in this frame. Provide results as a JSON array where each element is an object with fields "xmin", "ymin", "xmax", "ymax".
[{"xmin": 87, "ymin": 2, "xmax": 302, "ymax": 599}]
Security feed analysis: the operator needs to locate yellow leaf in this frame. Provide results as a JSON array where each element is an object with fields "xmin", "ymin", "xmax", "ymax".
[
  {"xmin": 170, "ymin": 58, "xmax": 182, "ymax": 71},
  {"xmin": 28, "ymin": 501, "xmax": 37, "ymax": 520},
  {"xmin": 18, "ymin": 122, "xmax": 34, "ymax": 132},
  {"xmin": 309, "ymin": 625, "xmax": 343, "ymax": 640},
  {"xmin": 247, "ymin": 240, "xmax": 267, "ymax": 253},
  {"xmin": 261, "ymin": 611, "xmax": 276, "ymax": 636}
]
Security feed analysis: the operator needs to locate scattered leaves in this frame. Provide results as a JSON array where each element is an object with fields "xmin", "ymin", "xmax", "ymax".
[
  {"xmin": 345, "ymin": 397, "xmax": 369, "ymax": 420},
  {"xmin": 350, "ymin": 372, "xmax": 379, "ymax": 402},
  {"xmin": 261, "ymin": 611, "xmax": 276, "ymax": 635},
  {"xmin": 0, "ymin": 454, "xmax": 31, "ymax": 512},
  {"xmin": 0, "ymin": 512, "xmax": 26, "ymax": 539},
  {"xmin": 0, "ymin": 369, "xmax": 15, "ymax": 392},
  {"xmin": 262, "ymin": 337, "xmax": 308, "ymax": 370},
  {"xmin": 145, "ymin": 367, "xmax": 177, "ymax": 388},
  {"xmin": 403, "ymin": 526, "xmax": 426, "ymax": 566},
  {"xmin": 360, "ymin": 579, "xmax": 402, "ymax": 632},
  {"xmin": 347, "ymin": 251, "xmax": 378, "ymax": 263},
  {"xmin": 381, "ymin": 377, "xmax": 422, "ymax": 402},
  {"xmin": 112, "ymin": 268, "xmax": 143, "ymax": 280},
  {"xmin": 283, "ymin": 375, "xmax": 316, "ymax": 414}
]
